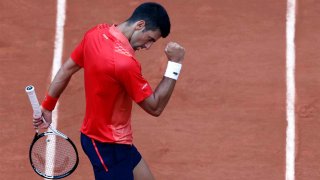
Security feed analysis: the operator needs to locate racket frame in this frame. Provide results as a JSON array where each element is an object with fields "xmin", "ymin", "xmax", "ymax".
[
  {"xmin": 29, "ymin": 131, "xmax": 79, "ymax": 179},
  {"xmin": 26, "ymin": 85, "xmax": 79, "ymax": 179}
]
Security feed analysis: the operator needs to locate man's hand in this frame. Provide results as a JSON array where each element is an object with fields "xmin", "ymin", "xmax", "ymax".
[
  {"xmin": 164, "ymin": 42, "xmax": 185, "ymax": 63},
  {"xmin": 33, "ymin": 107, "xmax": 52, "ymax": 129}
]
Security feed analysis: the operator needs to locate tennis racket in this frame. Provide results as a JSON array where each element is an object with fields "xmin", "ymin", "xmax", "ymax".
[{"xmin": 25, "ymin": 85, "xmax": 79, "ymax": 179}]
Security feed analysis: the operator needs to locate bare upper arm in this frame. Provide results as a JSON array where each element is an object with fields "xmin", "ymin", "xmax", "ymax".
[
  {"xmin": 138, "ymin": 94, "xmax": 161, "ymax": 117},
  {"xmin": 62, "ymin": 57, "xmax": 82, "ymax": 75},
  {"xmin": 47, "ymin": 58, "xmax": 82, "ymax": 97}
]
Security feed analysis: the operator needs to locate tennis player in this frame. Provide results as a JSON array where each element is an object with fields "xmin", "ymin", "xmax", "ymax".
[{"xmin": 33, "ymin": 2, "xmax": 185, "ymax": 179}]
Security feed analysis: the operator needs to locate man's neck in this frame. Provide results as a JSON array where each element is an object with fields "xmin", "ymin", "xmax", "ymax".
[{"xmin": 116, "ymin": 22, "xmax": 134, "ymax": 41}]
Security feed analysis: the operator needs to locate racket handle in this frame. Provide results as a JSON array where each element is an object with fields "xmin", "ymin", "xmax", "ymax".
[{"xmin": 25, "ymin": 85, "xmax": 42, "ymax": 119}]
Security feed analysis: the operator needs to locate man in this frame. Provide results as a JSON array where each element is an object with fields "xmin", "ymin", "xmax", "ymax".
[{"xmin": 33, "ymin": 2, "xmax": 185, "ymax": 180}]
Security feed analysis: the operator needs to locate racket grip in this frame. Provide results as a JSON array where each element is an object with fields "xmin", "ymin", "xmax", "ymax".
[{"xmin": 25, "ymin": 85, "xmax": 42, "ymax": 119}]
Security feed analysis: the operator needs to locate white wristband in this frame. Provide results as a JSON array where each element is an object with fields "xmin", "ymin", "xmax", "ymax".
[{"xmin": 164, "ymin": 61, "xmax": 182, "ymax": 80}]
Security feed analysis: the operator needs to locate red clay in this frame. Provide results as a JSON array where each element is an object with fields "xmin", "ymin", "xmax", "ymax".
[{"xmin": 1, "ymin": 0, "xmax": 318, "ymax": 180}]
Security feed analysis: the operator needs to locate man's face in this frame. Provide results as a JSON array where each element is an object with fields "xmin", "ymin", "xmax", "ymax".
[{"xmin": 130, "ymin": 28, "xmax": 162, "ymax": 51}]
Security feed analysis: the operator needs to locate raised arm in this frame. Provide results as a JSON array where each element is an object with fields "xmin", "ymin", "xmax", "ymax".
[
  {"xmin": 33, "ymin": 58, "xmax": 81, "ymax": 128},
  {"xmin": 138, "ymin": 42, "xmax": 185, "ymax": 116}
]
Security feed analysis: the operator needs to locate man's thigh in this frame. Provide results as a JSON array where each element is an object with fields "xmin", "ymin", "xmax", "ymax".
[{"xmin": 133, "ymin": 158, "xmax": 155, "ymax": 180}]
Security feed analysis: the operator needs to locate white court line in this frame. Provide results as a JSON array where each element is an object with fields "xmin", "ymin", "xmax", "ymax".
[
  {"xmin": 44, "ymin": 0, "xmax": 66, "ymax": 179},
  {"xmin": 286, "ymin": 0, "xmax": 296, "ymax": 180}
]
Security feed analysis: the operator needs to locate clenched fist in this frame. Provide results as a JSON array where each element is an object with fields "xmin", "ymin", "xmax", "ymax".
[{"xmin": 164, "ymin": 42, "xmax": 185, "ymax": 63}]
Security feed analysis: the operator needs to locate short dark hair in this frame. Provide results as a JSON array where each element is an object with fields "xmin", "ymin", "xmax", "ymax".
[{"xmin": 127, "ymin": 2, "xmax": 171, "ymax": 38}]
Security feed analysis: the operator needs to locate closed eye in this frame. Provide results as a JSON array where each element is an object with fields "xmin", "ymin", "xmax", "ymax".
[{"xmin": 149, "ymin": 36, "xmax": 156, "ymax": 42}]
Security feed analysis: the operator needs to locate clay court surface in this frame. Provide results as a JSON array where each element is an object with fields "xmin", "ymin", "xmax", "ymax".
[{"xmin": 1, "ymin": 0, "xmax": 320, "ymax": 179}]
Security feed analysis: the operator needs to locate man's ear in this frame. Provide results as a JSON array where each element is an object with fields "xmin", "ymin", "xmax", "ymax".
[{"xmin": 134, "ymin": 20, "xmax": 145, "ymax": 30}]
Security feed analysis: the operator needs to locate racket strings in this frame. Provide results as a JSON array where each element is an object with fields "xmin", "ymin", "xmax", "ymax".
[{"xmin": 31, "ymin": 134, "xmax": 77, "ymax": 177}]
